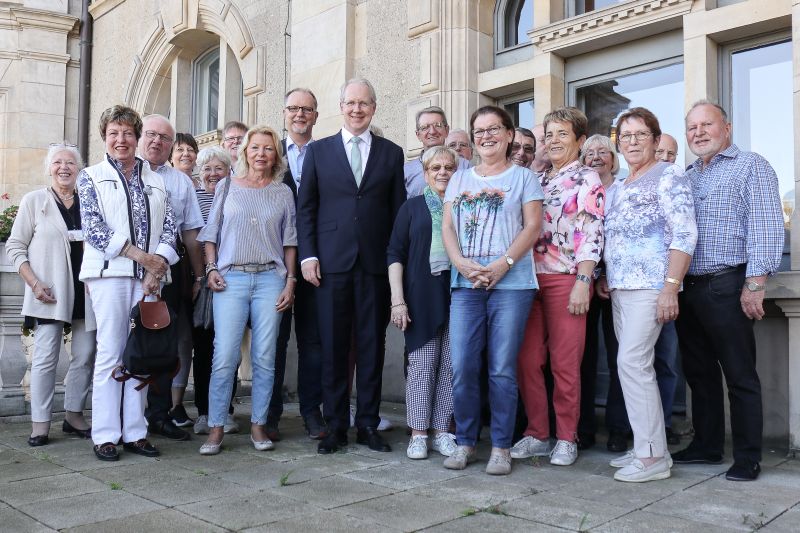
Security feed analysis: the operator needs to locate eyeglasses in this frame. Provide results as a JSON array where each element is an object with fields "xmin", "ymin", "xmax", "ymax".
[
  {"xmin": 417, "ymin": 122, "xmax": 447, "ymax": 132},
  {"xmin": 447, "ymin": 142, "xmax": 470, "ymax": 150},
  {"xmin": 584, "ymin": 149, "xmax": 611, "ymax": 159},
  {"xmin": 223, "ymin": 135, "xmax": 244, "ymax": 144},
  {"xmin": 511, "ymin": 142, "xmax": 535, "ymax": 155},
  {"xmin": 341, "ymin": 100, "xmax": 374, "ymax": 110},
  {"xmin": 655, "ymin": 149, "xmax": 677, "ymax": 158},
  {"xmin": 426, "ymin": 164, "xmax": 456, "ymax": 173},
  {"xmin": 144, "ymin": 130, "xmax": 174, "ymax": 144},
  {"xmin": 618, "ymin": 131, "xmax": 653, "ymax": 144},
  {"xmin": 472, "ymin": 126, "xmax": 504, "ymax": 138},
  {"xmin": 51, "ymin": 159, "xmax": 77, "ymax": 167},
  {"xmin": 50, "ymin": 142, "xmax": 78, "ymax": 148},
  {"xmin": 285, "ymin": 105, "xmax": 316, "ymax": 114}
]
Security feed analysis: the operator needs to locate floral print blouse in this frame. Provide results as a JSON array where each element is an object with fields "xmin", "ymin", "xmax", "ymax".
[
  {"xmin": 533, "ymin": 161, "xmax": 604, "ymax": 275},
  {"xmin": 604, "ymin": 161, "xmax": 697, "ymax": 290}
]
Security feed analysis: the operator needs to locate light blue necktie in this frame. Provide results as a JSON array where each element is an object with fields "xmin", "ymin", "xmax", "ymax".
[{"xmin": 350, "ymin": 136, "xmax": 363, "ymax": 186}]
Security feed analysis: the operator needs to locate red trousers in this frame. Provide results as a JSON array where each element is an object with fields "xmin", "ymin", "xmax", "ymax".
[{"xmin": 518, "ymin": 274, "xmax": 591, "ymax": 441}]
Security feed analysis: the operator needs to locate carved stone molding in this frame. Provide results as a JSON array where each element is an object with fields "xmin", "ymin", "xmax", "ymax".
[
  {"xmin": 10, "ymin": 6, "xmax": 78, "ymax": 33},
  {"xmin": 407, "ymin": 0, "xmax": 440, "ymax": 38},
  {"xmin": 530, "ymin": 0, "xmax": 693, "ymax": 56}
]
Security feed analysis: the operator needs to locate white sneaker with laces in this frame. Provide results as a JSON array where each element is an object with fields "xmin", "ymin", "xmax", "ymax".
[
  {"xmin": 549, "ymin": 439, "xmax": 578, "ymax": 466},
  {"xmin": 193, "ymin": 415, "xmax": 210, "ymax": 435},
  {"xmin": 611, "ymin": 450, "xmax": 673, "ymax": 469},
  {"xmin": 443, "ymin": 446, "xmax": 476, "ymax": 470},
  {"xmin": 510, "ymin": 436, "xmax": 551, "ymax": 459},
  {"xmin": 223, "ymin": 414, "xmax": 239, "ymax": 434},
  {"xmin": 614, "ymin": 457, "xmax": 671, "ymax": 482},
  {"xmin": 407, "ymin": 435, "xmax": 428, "ymax": 459},
  {"xmin": 377, "ymin": 417, "xmax": 393, "ymax": 431},
  {"xmin": 431, "ymin": 432, "xmax": 457, "ymax": 457}
]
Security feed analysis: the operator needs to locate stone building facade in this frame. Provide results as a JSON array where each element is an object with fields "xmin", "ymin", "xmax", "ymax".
[{"xmin": 2, "ymin": 0, "xmax": 800, "ymax": 450}]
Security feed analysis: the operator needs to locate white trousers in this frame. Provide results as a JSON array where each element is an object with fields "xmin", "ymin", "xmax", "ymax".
[
  {"xmin": 86, "ymin": 277, "xmax": 148, "ymax": 446},
  {"xmin": 30, "ymin": 319, "xmax": 95, "ymax": 422},
  {"xmin": 611, "ymin": 289, "xmax": 668, "ymax": 458}
]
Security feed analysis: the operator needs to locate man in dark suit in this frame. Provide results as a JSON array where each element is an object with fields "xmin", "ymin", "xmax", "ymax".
[
  {"xmin": 298, "ymin": 78, "xmax": 406, "ymax": 454},
  {"xmin": 266, "ymin": 88, "xmax": 327, "ymax": 442}
]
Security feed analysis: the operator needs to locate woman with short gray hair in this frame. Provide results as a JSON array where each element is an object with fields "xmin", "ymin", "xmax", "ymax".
[{"xmin": 6, "ymin": 142, "xmax": 96, "ymax": 446}]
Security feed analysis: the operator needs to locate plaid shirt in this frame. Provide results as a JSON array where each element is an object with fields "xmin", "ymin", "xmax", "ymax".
[{"xmin": 685, "ymin": 144, "xmax": 783, "ymax": 277}]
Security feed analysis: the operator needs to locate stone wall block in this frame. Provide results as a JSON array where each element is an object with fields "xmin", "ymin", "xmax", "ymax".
[
  {"xmin": 419, "ymin": 33, "xmax": 440, "ymax": 93},
  {"xmin": 407, "ymin": 0, "xmax": 439, "ymax": 37}
]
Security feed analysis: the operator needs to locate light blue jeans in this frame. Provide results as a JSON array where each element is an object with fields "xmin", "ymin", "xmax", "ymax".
[
  {"xmin": 208, "ymin": 270, "xmax": 285, "ymax": 428},
  {"xmin": 449, "ymin": 288, "xmax": 535, "ymax": 448}
]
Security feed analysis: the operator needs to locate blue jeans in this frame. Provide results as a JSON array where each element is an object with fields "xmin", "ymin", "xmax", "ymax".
[
  {"xmin": 208, "ymin": 270, "xmax": 285, "ymax": 428},
  {"xmin": 449, "ymin": 288, "xmax": 535, "ymax": 448}
]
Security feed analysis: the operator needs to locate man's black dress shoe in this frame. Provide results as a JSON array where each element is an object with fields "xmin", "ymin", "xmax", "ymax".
[
  {"xmin": 577, "ymin": 433, "xmax": 596, "ymax": 450},
  {"xmin": 62, "ymin": 420, "xmax": 91, "ymax": 439},
  {"xmin": 356, "ymin": 427, "xmax": 391, "ymax": 452},
  {"xmin": 123, "ymin": 439, "xmax": 160, "ymax": 457},
  {"xmin": 27, "ymin": 435, "xmax": 49, "ymax": 447},
  {"xmin": 671, "ymin": 445, "xmax": 723, "ymax": 465},
  {"xmin": 726, "ymin": 459, "xmax": 760, "ymax": 481},
  {"xmin": 149, "ymin": 419, "xmax": 190, "ymax": 441},
  {"xmin": 607, "ymin": 432, "xmax": 628, "ymax": 453},
  {"xmin": 318, "ymin": 432, "xmax": 348, "ymax": 454},
  {"xmin": 94, "ymin": 442, "xmax": 119, "ymax": 461},
  {"xmin": 666, "ymin": 427, "xmax": 680, "ymax": 446}
]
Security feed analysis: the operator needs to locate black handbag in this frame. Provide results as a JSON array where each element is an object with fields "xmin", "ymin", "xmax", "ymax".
[
  {"xmin": 192, "ymin": 177, "xmax": 231, "ymax": 329},
  {"xmin": 113, "ymin": 297, "xmax": 179, "ymax": 391}
]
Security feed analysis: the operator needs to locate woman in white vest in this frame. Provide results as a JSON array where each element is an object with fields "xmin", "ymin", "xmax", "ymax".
[
  {"xmin": 6, "ymin": 142, "xmax": 96, "ymax": 447},
  {"xmin": 77, "ymin": 105, "xmax": 179, "ymax": 462}
]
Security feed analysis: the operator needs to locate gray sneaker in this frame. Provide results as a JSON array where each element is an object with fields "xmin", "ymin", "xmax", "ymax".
[
  {"xmin": 443, "ymin": 446, "xmax": 476, "ymax": 470},
  {"xmin": 193, "ymin": 415, "xmax": 210, "ymax": 435},
  {"xmin": 485, "ymin": 451, "xmax": 512, "ymax": 475},
  {"xmin": 549, "ymin": 439, "xmax": 578, "ymax": 466},
  {"xmin": 510, "ymin": 436, "xmax": 551, "ymax": 459}
]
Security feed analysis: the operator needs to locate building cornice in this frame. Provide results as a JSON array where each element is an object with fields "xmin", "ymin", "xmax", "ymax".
[
  {"xmin": 529, "ymin": 0, "xmax": 693, "ymax": 57},
  {"xmin": 9, "ymin": 6, "xmax": 78, "ymax": 33},
  {"xmin": 88, "ymin": 0, "xmax": 126, "ymax": 20}
]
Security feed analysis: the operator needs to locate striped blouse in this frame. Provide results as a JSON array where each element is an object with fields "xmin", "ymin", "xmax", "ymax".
[
  {"xmin": 194, "ymin": 187, "xmax": 215, "ymax": 223},
  {"xmin": 197, "ymin": 179, "xmax": 297, "ymax": 278}
]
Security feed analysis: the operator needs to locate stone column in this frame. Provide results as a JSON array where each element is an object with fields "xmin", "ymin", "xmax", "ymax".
[
  {"xmin": 792, "ymin": 0, "xmax": 800, "ymax": 270},
  {"xmin": 0, "ymin": 243, "xmax": 26, "ymax": 415},
  {"xmin": 776, "ymin": 299, "xmax": 800, "ymax": 451},
  {"xmin": 532, "ymin": 51, "xmax": 565, "ymax": 124}
]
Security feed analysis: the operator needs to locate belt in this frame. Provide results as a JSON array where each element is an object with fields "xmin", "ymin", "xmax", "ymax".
[
  {"xmin": 685, "ymin": 264, "xmax": 745, "ymax": 280},
  {"xmin": 229, "ymin": 263, "xmax": 275, "ymax": 273}
]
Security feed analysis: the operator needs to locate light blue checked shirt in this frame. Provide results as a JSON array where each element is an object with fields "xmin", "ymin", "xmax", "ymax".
[{"xmin": 685, "ymin": 145, "xmax": 784, "ymax": 278}]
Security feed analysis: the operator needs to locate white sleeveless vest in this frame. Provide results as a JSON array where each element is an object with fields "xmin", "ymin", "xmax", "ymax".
[{"xmin": 79, "ymin": 156, "xmax": 170, "ymax": 280}]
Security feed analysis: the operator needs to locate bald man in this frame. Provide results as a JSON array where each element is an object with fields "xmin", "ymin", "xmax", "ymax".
[
  {"xmin": 656, "ymin": 133, "xmax": 679, "ymax": 164},
  {"xmin": 530, "ymin": 124, "xmax": 550, "ymax": 172}
]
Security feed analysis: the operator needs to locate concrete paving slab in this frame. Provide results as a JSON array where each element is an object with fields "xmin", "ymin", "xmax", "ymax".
[
  {"xmin": 591, "ymin": 510, "xmax": 736, "ymax": 533},
  {"xmin": 62, "ymin": 508, "xmax": 228, "ymax": 533},
  {"xmin": 501, "ymin": 492, "xmax": 631, "ymax": 530},
  {"xmin": 0, "ymin": 472, "xmax": 107, "ymax": 506},
  {"xmin": 761, "ymin": 504, "xmax": 800, "ymax": 532},
  {"xmin": 337, "ymin": 491, "xmax": 469, "ymax": 531},
  {"xmin": 0, "ymin": 446, "xmax": 37, "ymax": 465},
  {"xmin": 215, "ymin": 459, "xmax": 303, "ymax": 489},
  {"xmin": 0, "ymin": 506, "xmax": 57, "ymax": 532},
  {"xmin": 339, "ymin": 460, "xmax": 467, "ymax": 490},
  {"xmin": 123, "ymin": 474, "xmax": 253, "ymax": 507},
  {"xmin": 420, "ymin": 511, "xmax": 563, "ymax": 532},
  {"xmin": 243, "ymin": 509, "xmax": 401, "ymax": 533},
  {"xmin": 82, "ymin": 461, "xmax": 201, "ymax": 489},
  {"xmin": 0, "ymin": 456, "xmax": 71, "ymax": 483},
  {"xmin": 271, "ymin": 474, "xmax": 395, "ymax": 509},
  {"xmin": 410, "ymin": 472, "xmax": 538, "ymax": 508},
  {"xmin": 163, "ymin": 448, "xmax": 272, "ymax": 474},
  {"xmin": 16, "ymin": 489, "xmax": 164, "ymax": 530},
  {"xmin": 176, "ymin": 491, "xmax": 318, "ymax": 530}
]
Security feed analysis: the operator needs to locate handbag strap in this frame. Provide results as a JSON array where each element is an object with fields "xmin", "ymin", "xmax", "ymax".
[{"xmin": 215, "ymin": 176, "xmax": 232, "ymax": 247}]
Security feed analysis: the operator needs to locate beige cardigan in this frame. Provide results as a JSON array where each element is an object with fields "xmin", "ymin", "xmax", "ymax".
[{"xmin": 5, "ymin": 188, "xmax": 95, "ymax": 329}]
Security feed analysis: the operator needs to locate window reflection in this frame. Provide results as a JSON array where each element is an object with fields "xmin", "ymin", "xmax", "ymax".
[
  {"xmin": 503, "ymin": 0, "xmax": 533, "ymax": 48},
  {"xmin": 575, "ymin": 63, "xmax": 684, "ymax": 178},
  {"xmin": 505, "ymin": 98, "xmax": 534, "ymax": 128},
  {"xmin": 193, "ymin": 47, "xmax": 220, "ymax": 135},
  {"xmin": 730, "ymin": 40, "xmax": 793, "ymax": 229}
]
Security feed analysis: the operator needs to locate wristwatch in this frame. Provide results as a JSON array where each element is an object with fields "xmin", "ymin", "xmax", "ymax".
[
  {"xmin": 745, "ymin": 281, "xmax": 766, "ymax": 292},
  {"xmin": 576, "ymin": 274, "xmax": 591, "ymax": 284},
  {"xmin": 504, "ymin": 254, "xmax": 514, "ymax": 269}
]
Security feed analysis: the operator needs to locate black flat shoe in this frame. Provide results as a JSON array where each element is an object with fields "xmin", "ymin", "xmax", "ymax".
[
  {"xmin": 577, "ymin": 433, "xmax": 596, "ymax": 451},
  {"xmin": 27, "ymin": 435, "xmax": 49, "ymax": 447},
  {"xmin": 149, "ymin": 419, "xmax": 190, "ymax": 441},
  {"xmin": 356, "ymin": 427, "xmax": 391, "ymax": 452},
  {"xmin": 123, "ymin": 439, "xmax": 160, "ymax": 457},
  {"xmin": 62, "ymin": 420, "xmax": 91, "ymax": 439},
  {"xmin": 671, "ymin": 445, "xmax": 723, "ymax": 465},
  {"xmin": 607, "ymin": 432, "xmax": 628, "ymax": 453},
  {"xmin": 318, "ymin": 432, "xmax": 347, "ymax": 454},
  {"xmin": 726, "ymin": 460, "xmax": 760, "ymax": 481},
  {"xmin": 94, "ymin": 442, "xmax": 119, "ymax": 461},
  {"xmin": 666, "ymin": 427, "xmax": 680, "ymax": 446}
]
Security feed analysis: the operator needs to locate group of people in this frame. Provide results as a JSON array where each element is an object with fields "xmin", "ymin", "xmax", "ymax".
[{"xmin": 7, "ymin": 76, "xmax": 783, "ymax": 484}]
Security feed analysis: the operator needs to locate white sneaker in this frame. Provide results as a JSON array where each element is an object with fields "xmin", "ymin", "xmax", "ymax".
[
  {"xmin": 431, "ymin": 432, "xmax": 457, "ymax": 457},
  {"xmin": 407, "ymin": 435, "xmax": 428, "ymax": 459},
  {"xmin": 377, "ymin": 417, "xmax": 393, "ymax": 431},
  {"xmin": 443, "ymin": 446, "xmax": 476, "ymax": 470},
  {"xmin": 510, "ymin": 436, "xmax": 551, "ymax": 459},
  {"xmin": 223, "ymin": 414, "xmax": 239, "ymax": 434},
  {"xmin": 614, "ymin": 457, "xmax": 671, "ymax": 482},
  {"xmin": 611, "ymin": 450, "xmax": 673, "ymax": 469},
  {"xmin": 549, "ymin": 439, "xmax": 578, "ymax": 466},
  {"xmin": 193, "ymin": 415, "xmax": 210, "ymax": 435}
]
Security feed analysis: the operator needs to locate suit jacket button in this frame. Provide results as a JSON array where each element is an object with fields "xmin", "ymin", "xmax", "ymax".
[
  {"xmin": 354, "ymin": 217, "xmax": 359, "ymax": 221},
  {"xmin": 357, "ymin": 195, "xmax": 362, "ymax": 199}
]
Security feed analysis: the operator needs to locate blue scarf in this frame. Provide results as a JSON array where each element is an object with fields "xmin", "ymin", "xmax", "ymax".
[{"xmin": 424, "ymin": 186, "xmax": 449, "ymax": 274}]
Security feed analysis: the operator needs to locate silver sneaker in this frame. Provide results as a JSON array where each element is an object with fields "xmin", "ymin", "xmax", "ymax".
[
  {"xmin": 193, "ymin": 415, "xmax": 210, "ymax": 435},
  {"xmin": 549, "ymin": 439, "xmax": 578, "ymax": 466},
  {"xmin": 443, "ymin": 446, "xmax": 476, "ymax": 470},
  {"xmin": 614, "ymin": 457, "xmax": 671, "ymax": 482},
  {"xmin": 223, "ymin": 414, "xmax": 239, "ymax": 434},
  {"xmin": 611, "ymin": 450, "xmax": 673, "ymax": 469},
  {"xmin": 485, "ymin": 452, "xmax": 512, "ymax": 475},
  {"xmin": 407, "ymin": 435, "xmax": 428, "ymax": 459},
  {"xmin": 431, "ymin": 432, "xmax": 457, "ymax": 457},
  {"xmin": 510, "ymin": 436, "xmax": 551, "ymax": 459}
]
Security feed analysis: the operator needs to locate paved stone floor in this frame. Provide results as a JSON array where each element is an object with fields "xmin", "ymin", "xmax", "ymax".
[{"xmin": 0, "ymin": 401, "xmax": 798, "ymax": 532}]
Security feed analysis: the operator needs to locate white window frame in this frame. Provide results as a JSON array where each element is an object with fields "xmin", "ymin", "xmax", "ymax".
[{"xmin": 191, "ymin": 46, "xmax": 220, "ymax": 136}]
